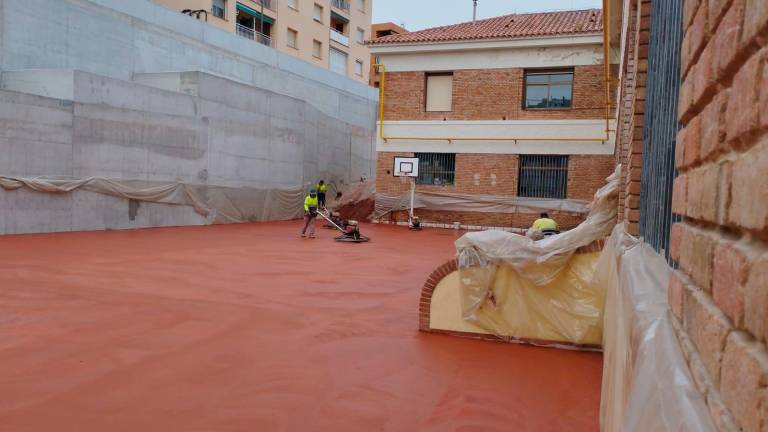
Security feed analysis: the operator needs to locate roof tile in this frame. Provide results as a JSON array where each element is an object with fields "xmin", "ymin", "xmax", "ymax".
[{"xmin": 370, "ymin": 9, "xmax": 602, "ymax": 45}]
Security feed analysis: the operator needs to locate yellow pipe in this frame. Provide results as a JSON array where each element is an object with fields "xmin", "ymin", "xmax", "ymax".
[
  {"xmin": 374, "ymin": 63, "xmax": 386, "ymax": 140},
  {"xmin": 372, "ymin": 15, "xmax": 615, "ymax": 144},
  {"xmin": 382, "ymin": 136, "xmax": 608, "ymax": 142}
]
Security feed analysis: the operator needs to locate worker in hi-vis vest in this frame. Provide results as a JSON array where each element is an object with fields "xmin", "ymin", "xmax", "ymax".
[
  {"xmin": 301, "ymin": 189, "xmax": 319, "ymax": 238},
  {"xmin": 532, "ymin": 212, "xmax": 560, "ymax": 236},
  {"xmin": 316, "ymin": 180, "xmax": 328, "ymax": 209}
]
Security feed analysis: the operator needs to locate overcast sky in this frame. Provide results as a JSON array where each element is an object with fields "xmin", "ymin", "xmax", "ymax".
[{"xmin": 372, "ymin": 0, "xmax": 603, "ymax": 31}]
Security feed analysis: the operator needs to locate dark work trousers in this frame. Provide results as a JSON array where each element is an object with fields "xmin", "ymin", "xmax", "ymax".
[{"xmin": 301, "ymin": 213, "xmax": 317, "ymax": 236}]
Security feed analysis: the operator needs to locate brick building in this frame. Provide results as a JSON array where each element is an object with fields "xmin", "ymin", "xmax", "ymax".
[
  {"xmin": 368, "ymin": 10, "xmax": 618, "ymax": 229},
  {"xmin": 610, "ymin": 0, "xmax": 768, "ymax": 429}
]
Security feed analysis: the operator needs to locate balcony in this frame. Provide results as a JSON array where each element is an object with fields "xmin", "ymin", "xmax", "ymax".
[
  {"xmin": 329, "ymin": 28, "xmax": 349, "ymax": 47},
  {"xmin": 331, "ymin": 0, "xmax": 350, "ymax": 12},
  {"xmin": 236, "ymin": 23, "xmax": 274, "ymax": 47}
]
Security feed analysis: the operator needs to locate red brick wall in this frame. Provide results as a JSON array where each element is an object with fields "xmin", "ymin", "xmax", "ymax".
[
  {"xmin": 382, "ymin": 65, "xmax": 607, "ymax": 121},
  {"xmin": 375, "ymin": 151, "xmax": 615, "ymax": 228},
  {"xmin": 614, "ymin": 0, "xmax": 650, "ymax": 236},
  {"xmin": 670, "ymin": 1, "xmax": 768, "ymax": 430}
]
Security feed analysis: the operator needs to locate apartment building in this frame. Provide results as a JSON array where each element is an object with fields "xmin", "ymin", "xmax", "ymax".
[
  {"xmin": 369, "ymin": 22, "xmax": 408, "ymax": 87},
  {"xmin": 153, "ymin": 0, "xmax": 372, "ymax": 82},
  {"xmin": 369, "ymin": 10, "xmax": 617, "ymax": 229}
]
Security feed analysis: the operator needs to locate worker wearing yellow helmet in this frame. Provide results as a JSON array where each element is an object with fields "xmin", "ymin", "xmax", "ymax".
[
  {"xmin": 532, "ymin": 212, "xmax": 560, "ymax": 236},
  {"xmin": 301, "ymin": 189, "xmax": 319, "ymax": 238}
]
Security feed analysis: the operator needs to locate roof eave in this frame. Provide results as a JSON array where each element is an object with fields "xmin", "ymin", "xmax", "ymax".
[{"xmin": 369, "ymin": 33, "xmax": 604, "ymax": 54}]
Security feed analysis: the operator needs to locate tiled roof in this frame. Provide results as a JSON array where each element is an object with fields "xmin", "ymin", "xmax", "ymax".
[{"xmin": 369, "ymin": 9, "xmax": 602, "ymax": 45}]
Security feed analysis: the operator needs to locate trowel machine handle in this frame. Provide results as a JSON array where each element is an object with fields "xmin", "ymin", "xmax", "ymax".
[{"xmin": 316, "ymin": 209, "xmax": 345, "ymax": 233}]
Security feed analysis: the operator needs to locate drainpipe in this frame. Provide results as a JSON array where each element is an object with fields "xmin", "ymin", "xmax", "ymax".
[{"xmin": 373, "ymin": 63, "xmax": 386, "ymax": 141}]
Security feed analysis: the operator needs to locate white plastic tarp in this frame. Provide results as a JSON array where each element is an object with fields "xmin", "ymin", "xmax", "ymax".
[
  {"xmin": 0, "ymin": 176, "xmax": 305, "ymax": 223},
  {"xmin": 597, "ymin": 225, "xmax": 716, "ymax": 432}
]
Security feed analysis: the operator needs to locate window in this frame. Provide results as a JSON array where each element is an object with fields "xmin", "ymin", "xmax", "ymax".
[
  {"xmin": 287, "ymin": 28, "xmax": 298, "ymax": 48},
  {"xmin": 313, "ymin": 3, "xmax": 323, "ymax": 22},
  {"xmin": 287, "ymin": 0, "xmax": 297, "ymax": 9},
  {"xmin": 329, "ymin": 47, "xmax": 348, "ymax": 75},
  {"xmin": 425, "ymin": 73, "xmax": 453, "ymax": 112},
  {"xmin": 356, "ymin": 27, "xmax": 365, "ymax": 44},
  {"xmin": 517, "ymin": 155, "xmax": 569, "ymax": 199},
  {"xmin": 312, "ymin": 39, "xmax": 322, "ymax": 58},
  {"xmin": 524, "ymin": 70, "xmax": 574, "ymax": 109},
  {"xmin": 357, "ymin": 0, "xmax": 366, "ymax": 12},
  {"xmin": 355, "ymin": 60, "xmax": 364, "ymax": 76},
  {"xmin": 415, "ymin": 153, "xmax": 455, "ymax": 186},
  {"xmin": 212, "ymin": 0, "xmax": 226, "ymax": 19}
]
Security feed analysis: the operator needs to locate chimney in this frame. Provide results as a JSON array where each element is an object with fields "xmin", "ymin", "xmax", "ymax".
[{"xmin": 473, "ymin": 0, "xmax": 478, "ymax": 23}]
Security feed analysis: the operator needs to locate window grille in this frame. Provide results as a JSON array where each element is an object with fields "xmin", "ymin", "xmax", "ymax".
[
  {"xmin": 517, "ymin": 155, "xmax": 569, "ymax": 199},
  {"xmin": 415, "ymin": 153, "xmax": 455, "ymax": 186}
]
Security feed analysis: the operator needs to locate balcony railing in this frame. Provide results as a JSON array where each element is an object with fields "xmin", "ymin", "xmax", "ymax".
[
  {"xmin": 236, "ymin": 23, "xmax": 274, "ymax": 47},
  {"xmin": 331, "ymin": 0, "xmax": 350, "ymax": 11},
  {"xmin": 329, "ymin": 28, "xmax": 349, "ymax": 47}
]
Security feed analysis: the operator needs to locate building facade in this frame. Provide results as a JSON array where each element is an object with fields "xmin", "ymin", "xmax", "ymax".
[
  {"xmin": 153, "ymin": 0, "xmax": 372, "ymax": 83},
  {"xmin": 369, "ymin": 10, "xmax": 617, "ymax": 229},
  {"xmin": 369, "ymin": 22, "xmax": 408, "ymax": 87}
]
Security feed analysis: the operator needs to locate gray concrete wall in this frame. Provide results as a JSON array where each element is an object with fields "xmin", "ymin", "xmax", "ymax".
[
  {"xmin": 0, "ymin": 70, "xmax": 374, "ymax": 234},
  {"xmin": 0, "ymin": 0, "xmax": 379, "ymax": 235}
]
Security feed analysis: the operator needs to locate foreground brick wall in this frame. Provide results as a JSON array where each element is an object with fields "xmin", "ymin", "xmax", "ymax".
[
  {"xmin": 669, "ymin": 0, "xmax": 768, "ymax": 430},
  {"xmin": 376, "ymin": 151, "xmax": 615, "ymax": 228},
  {"xmin": 382, "ymin": 65, "xmax": 607, "ymax": 121}
]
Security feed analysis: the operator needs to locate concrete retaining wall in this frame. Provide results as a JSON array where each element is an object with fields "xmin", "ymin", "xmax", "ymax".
[
  {"xmin": 0, "ymin": 70, "xmax": 374, "ymax": 234},
  {"xmin": 0, "ymin": 0, "xmax": 378, "ymax": 235}
]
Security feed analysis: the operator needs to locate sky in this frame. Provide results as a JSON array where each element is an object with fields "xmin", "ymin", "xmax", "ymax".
[{"xmin": 372, "ymin": 0, "xmax": 602, "ymax": 31}]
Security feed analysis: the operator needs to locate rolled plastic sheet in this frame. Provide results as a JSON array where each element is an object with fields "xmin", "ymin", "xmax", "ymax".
[
  {"xmin": 456, "ymin": 165, "xmax": 619, "ymax": 284},
  {"xmin": 374, "ymin": 190, "xmax": 590, "ymax": 219},
  {"xmin": 448, "ymin": 167, "xmax": 619, "ymax": 346},
  {"xmin": 0, "ymin": 176, "xmax": 305, "ymax": 223},
  {"xmin": 597, "ymin": 225, "xmax": 715, "ymax": 432}
]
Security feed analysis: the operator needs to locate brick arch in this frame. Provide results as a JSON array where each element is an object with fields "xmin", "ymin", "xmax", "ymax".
[{"xmin": 419, "ymin": 258, "xmax": 458, "ymax": 331}]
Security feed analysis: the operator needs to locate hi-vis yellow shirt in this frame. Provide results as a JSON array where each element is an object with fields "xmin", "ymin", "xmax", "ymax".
[
  {"xmin": 316, "ymin": 183, "xmax": 328, "ymax": 192},
  {"xmin": 304, "ymin": 195, "xmax": 318, "ymax": 212},
  {"xmin": 532, "ymin": 218, "xmax": 559, "ymax": 231}
]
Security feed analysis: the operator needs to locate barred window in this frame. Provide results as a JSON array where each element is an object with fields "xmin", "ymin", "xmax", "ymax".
[
  {"xmin": 415, "ymin": 153, "xmax": 455, "ymax": 186},
  {"xmin": 517, "ymin": 155, "xmax": 568, "ymax": 199},
  {"xmin": 524, "ymin": 70, "xmax": 573, "ymax": 109}
]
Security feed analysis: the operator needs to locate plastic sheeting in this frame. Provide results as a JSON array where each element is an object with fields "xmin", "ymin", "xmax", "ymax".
[
  {"xmin": 434, "ymin": 252, "xmax": 604, "ymax": 347},
  {"xmin": 333, "ymin": 180, "xmax": 375, "ymax": 209},
  {"xmin": 374, "ymin": 190, "xmax": 589, "ymax": 220},
  {"xmin": 0, "ymin": 176, "xmax": 305, "ymax": 223},
  {"xmin": 597, "ymin": 225, "xmax": 715, "ymax": 432},
  {"xmin": 450, "ymin": 166, "xmax": 619, "ymax": 346}
]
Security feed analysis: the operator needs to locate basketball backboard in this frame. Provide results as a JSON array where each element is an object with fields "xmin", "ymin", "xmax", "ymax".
[{"xmin": 393, "ymin": 156, "xmax": 419, "ymax": 177}]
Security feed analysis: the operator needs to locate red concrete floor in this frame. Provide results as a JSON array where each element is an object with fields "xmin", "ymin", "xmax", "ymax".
[{"xmin": 0, "ymin": 222, "xmax": 602, "ymax": 431}]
